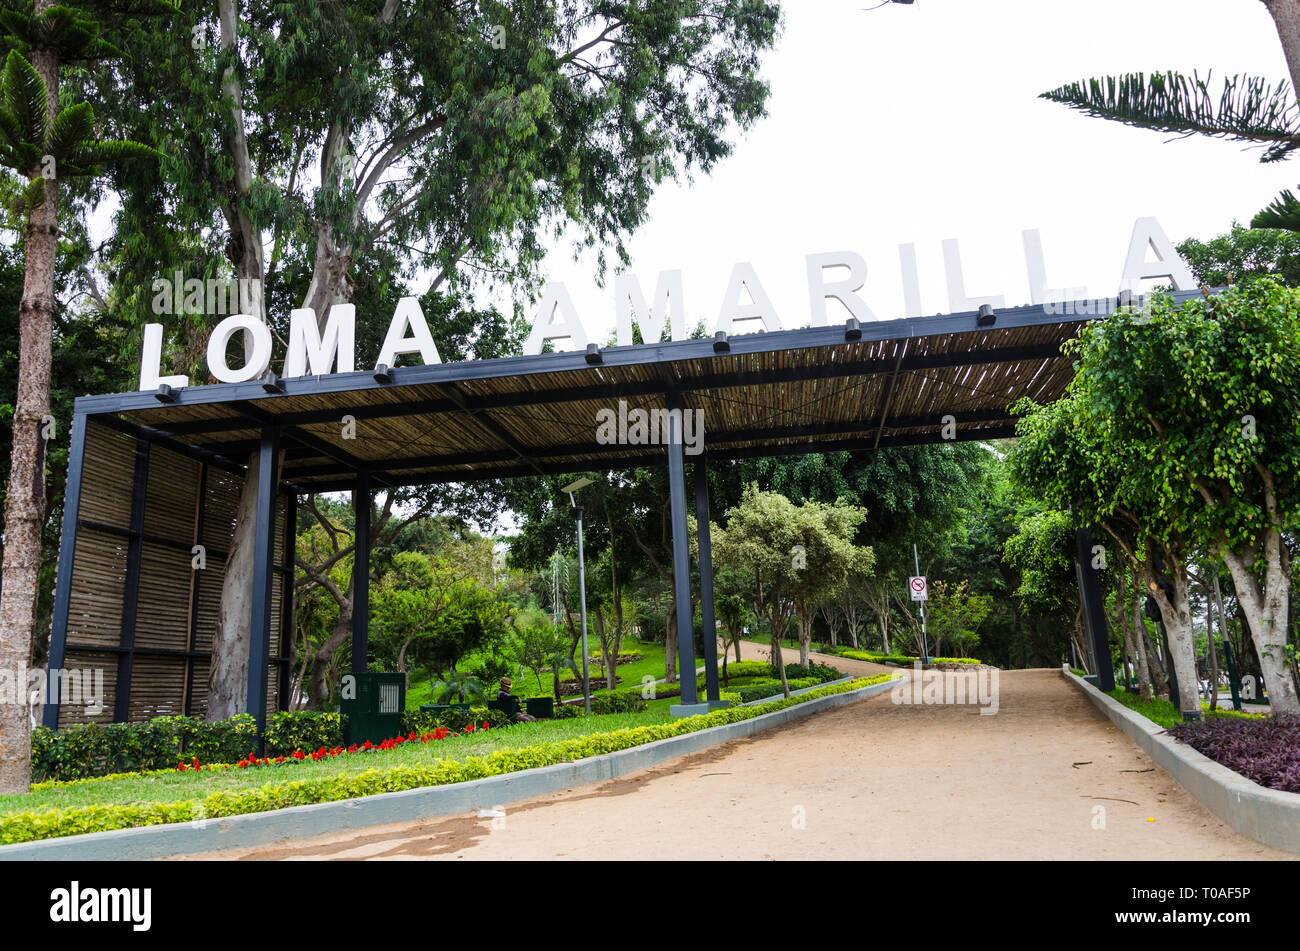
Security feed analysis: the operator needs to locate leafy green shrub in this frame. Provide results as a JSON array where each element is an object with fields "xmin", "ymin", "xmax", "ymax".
[
  {"xmin": 263, "ymin": 711, "xmax": 346, "ymax": 758},
  {"xmin": 402, "ymin": 706, "xmax": 510, "ymax": 734},
  {"xmin": 590, "ymin": 692, "xmax": 648, "ymax": 715},
  {"xmin": 782, "ymin": 662, "xmax": 842, "ymax": 683},
  {"xmin": 735, "ymin": 677, "xmax": 821, "ymax": 702},
  {"xmin": 552, "ymin": 704, "xmax": 584, "ymax": 719},
  {"xmin": 33, "ymin": 710, "xmax": 339, "ymax": 782},
  {"xmin": 721, "ymin": 660, "xmax": 777, "ymax": 680}
]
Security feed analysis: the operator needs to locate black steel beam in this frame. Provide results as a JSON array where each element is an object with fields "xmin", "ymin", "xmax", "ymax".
[
  {"xmin": 293, "ymin": 423, "xmax": 1021, "ymax": 492},
  {"xmin": 695, "ymin": 458, "xmax": 720, "ymax": 704},
  {"xmin": 352, "ymin": 473, "xmax": 371, "ymax": 674},
  {"xmin": 184, "ymin": 462, "xmax": 208, "ymax": 717},
  {"xmin": 279, "ymin": 490, "xmax": 296, "ymax": 711},
  {"xmin": 43, "ymin": 412, "xmax": 88, "ymax": 728},
  {"xmin": 1075, "ymin": 525, "xmax": 1115, "ymax": 691},
  {"xmin": 666, "ymin": 391, "xmax": 697, "ymax": 707},
  {"xmin": 114, "ymin": 438, "xmax": 151, "ymax": 722},
  {"xmin": 247, "ymin": 426, "xmax": 280, "ymax": 737},
  {"xmin": 431, "ymin": 380, "xmax": 548, "ymax": 478}
]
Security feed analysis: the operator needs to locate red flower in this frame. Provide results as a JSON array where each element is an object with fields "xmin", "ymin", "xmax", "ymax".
[
  {"xmin": 192, "ymin": 757, "xmax": 200, "ymax": 770},
  {"xmin": 482, "ymin": 721, "xmax": 490, "ymax": 730}
]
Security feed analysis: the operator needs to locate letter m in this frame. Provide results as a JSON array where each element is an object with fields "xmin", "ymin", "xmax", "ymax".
[
  {"xmin": 614, "ymin": 270, "xmax": 685, "ymax": 346},
  {"xmin": 285, "ymin": 304, "xmax": 356, "ymax": 377}
]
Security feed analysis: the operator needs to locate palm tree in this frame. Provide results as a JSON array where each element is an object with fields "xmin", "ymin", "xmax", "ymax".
[
  {"xmin": 1041, "ymin": 3, "xmax": 1300, "ymax": 231},
  {"xmin": 0, "ymin": 1, "xmax": 164, "ymax": 795}
]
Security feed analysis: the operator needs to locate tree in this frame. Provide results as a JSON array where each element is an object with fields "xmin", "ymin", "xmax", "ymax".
[
  {"xmin": 0, "ymin": 0, "xmax": 164, "ymax": 794},
  {"xmin": 923, "ymin": 580, "xmax": 991, "ymax": 659},
  {"xmin": 712, "ymin": 486, "xmax": 865, "ymax": 697},
  {"xmin": 513, "ymin": 621, "xmax": 568, "ymax": 697},
  {"xmin": 369, "ymin": 551, "xmax": 464, "ymax": 683},
  {"xmin": 1179, "ymin": 224, "xmax": 1300, "ymax": 287},
  {"xmin": 714, "ymin": 592, "xmax": 748, "ymax": 684},
  {"xmin": 1071, "ymin": 284, "xmax": 1300, "ymax": 712},
  {"xmin": 1003, "ymin": 507, "xmax": 1091, "ymax": 671}
]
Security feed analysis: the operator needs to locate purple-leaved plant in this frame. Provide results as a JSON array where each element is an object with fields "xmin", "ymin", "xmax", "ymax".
[{"xmin": 1170, "ymin": 714, "xmax": 1300, "ymax": 793}]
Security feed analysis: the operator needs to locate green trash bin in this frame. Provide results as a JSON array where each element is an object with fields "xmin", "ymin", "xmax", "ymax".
[{"xmin": 525, "ymin": 697, "xmax": 553, "ymax": 720}]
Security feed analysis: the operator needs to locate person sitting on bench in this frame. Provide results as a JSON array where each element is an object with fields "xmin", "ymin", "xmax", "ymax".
[{"xmin": 497, "ymin": 677, "xmax": 536, "ymax": 722}]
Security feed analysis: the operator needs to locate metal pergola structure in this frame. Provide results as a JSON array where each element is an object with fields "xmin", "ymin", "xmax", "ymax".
[{"xmin": 43, "ymin": 290, "xmax": 1183, "ymax": 729}]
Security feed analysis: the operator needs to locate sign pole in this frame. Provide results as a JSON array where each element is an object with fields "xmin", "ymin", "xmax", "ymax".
[{"xmin": 914, "ymin": 543, "xmax": 929, "ymax": 662}]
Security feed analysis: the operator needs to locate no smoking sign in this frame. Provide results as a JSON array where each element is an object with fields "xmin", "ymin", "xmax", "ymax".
[{"xmin": 909, "ymin": 576, "xmax": 928, "ymax": 601}]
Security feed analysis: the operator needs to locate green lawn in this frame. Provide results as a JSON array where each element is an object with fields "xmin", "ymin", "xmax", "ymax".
[
  {"xmin": 405, "ymin": 637, "xmax": 684, "ymax": 708},
  {"xmin": 1105, "ymin": 687, "xmax": 1268, "ymax": 729},
  {"xmin": 2, "ymin": 709, "xmax": 674, "ymax": 816}
]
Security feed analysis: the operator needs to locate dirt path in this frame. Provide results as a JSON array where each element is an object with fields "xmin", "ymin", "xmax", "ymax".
[
  {"xmin": 203, "ymin": 669, "xmax": 1291, "ymax": 861},
  {"xmin": 734, "ymin": 638, "xmax": 898, "ymax": 678}
]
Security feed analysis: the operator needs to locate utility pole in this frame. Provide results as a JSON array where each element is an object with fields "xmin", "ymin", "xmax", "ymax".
[{"xmin": 914, "ymin": 543, "xmax": 929, "ymax": 662}]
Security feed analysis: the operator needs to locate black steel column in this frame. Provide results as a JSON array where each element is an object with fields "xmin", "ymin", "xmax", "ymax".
[
  {"xmin": 1075, "ymin": 526, "xmax": 1115, "ymax": 691},
  {"xmin": 246, "ymin": 426, "xmax": 280, "ymax": 734},
  {"xmin": 114, "ymin": 437, "xmax": 151, "ymax": 722},
  {"xmin": 694, "ymin": 458, "xmax": 720, "ymax": 703},
  {"xmin": 43, "ymin": 411, "xmax": 88, "ymax": 728},
  {"xmin": 278, "ymin": 490, "xmax": 296, "ymax": 710},
  {"xmin": 666, "ymin": 393, "xmax": 698, "ymax": 706},
  {"xmin": 352, "ymin": 472, "xmax": 371, "ymax": 674},
  {"xmin": 183, "ymin": 463, "xmax": 208, "ymax": 716}
]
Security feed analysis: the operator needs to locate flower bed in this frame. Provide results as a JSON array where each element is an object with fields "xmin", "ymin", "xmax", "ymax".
[{"xmin": 1169, "ymin": 714, "xmax": 1300, "ymax": 794}]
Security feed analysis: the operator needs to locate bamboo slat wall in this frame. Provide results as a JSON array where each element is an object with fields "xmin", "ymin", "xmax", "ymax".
[{"xmin": 58, "ymin": 419, "xmax": 291, "ymax": 727}]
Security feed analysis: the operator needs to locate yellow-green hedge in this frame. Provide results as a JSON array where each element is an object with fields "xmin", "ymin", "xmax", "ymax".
[{"xmin": 1, "ymin": 673, "xmax": 896, "ymax": 846}]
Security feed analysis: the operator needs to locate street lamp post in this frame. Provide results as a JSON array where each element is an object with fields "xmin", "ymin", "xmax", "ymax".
[{"xmin": 562, "ymin": 477, "xmax": 594, "ymax": 715}]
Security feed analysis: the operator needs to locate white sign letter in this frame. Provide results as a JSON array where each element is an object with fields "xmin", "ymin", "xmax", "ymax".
[
  {"xmin": 716, "ymin": 262, "xmax": 781, "ymax": 335},
  {"xmin": 138, "ymin": 323, "xmax": 189, "ymax": 391},
  {"xmin": 207, "ymin": 315, "xmax": 272, "ymax": 383},
  {"xmin": 1023, "ymin": 229, "xmax": 1086, "ymax": 305},
  {"xmin": 376, "ymin": 297, "xmax": 441, "ymax": 368},
  {"xmin": 286, "ymin": 304, "xmax": 356, "ymax": 377},
  {"xmin": 805, "ymin": 251, "xmax": 876, "ymax": 326},
  {"xmin": 1120, "ymin": 217, "xmax": 1195, "ymax": 292},
  {"xmin": 614, "ymin": 270, "xmax": 685, "ymax": 345},
  {"xmin": 943, "ymin": 239, "xmax": 1005, "ymax": 313},
  {"xmin": 524, "ymin": 282, "xmax": 588, "ymax": 354}
]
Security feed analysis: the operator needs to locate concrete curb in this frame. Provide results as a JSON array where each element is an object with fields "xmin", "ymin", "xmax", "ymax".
[
  {"xmin": 0, "ymin": 675, "xmax": 901, "ymax": 861},
  {"xmin": 1062, "ymin": 665, "xmax": 1300, "ymax": 855}
]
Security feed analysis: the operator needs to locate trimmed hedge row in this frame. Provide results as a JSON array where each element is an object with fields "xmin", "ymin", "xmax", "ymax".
[
  {"xmin": 837, "ymin": 650, "xmax": 982, "ymax": 666},
  {"xmin": 733, "ymin": 677, "xmax": 820, "ymax": 703},
  {"xmin": 32, "ymin": 707, "xmax": 516, "ymax": 783},
  {"xmin": 1, "ymin": 673, "xmax": 897, "ymax": 846}
]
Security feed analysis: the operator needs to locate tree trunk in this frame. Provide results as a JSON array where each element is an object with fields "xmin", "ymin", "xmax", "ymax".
[
  {"xmin": 1210, "ymin": 571, "xmax": 1231, "ymax": 711},
  {"xmin": 796, "ymin": 610, "xmax": 812, "ymax": 666},
  {"xmin": 1218, "ymin": 541, "xmax": 1299, "ymax": 713},
  {"xmin": 1264, "ymin": 0, "xmax": 1300, "ymax": 94},
  {"xmin": 307, "ymin": 593, "xmax": 353, "ymax": 710},
  {"xmin": 0, "ymin": 33, "xmax": 59, "ymax": 794},
  {"xmin": 1144, "ymin": 557, "xmax": 1200, "ymax": 718},
  {"xmin": 771, "ymin": 617, "xmax": 791, "ymax": 698},
  {"xmin": 665, "ymin": 607, "xmax": 678, "ymax": 684}
]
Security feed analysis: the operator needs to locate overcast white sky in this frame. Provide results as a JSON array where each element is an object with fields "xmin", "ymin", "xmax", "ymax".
[{"xmin": 510, "ymin": 0, "xmax": 1294, "ymax": 342}]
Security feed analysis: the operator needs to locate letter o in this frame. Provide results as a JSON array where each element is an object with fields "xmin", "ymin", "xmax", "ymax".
[{"xmin": 207, "ymin": 314, "xmax": 272, "ymax": 383}]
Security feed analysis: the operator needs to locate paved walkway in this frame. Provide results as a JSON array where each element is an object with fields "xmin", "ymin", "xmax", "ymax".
[{"xmin": 209, "ymin": 668, "xmax": 1292, "ymax": 861}]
